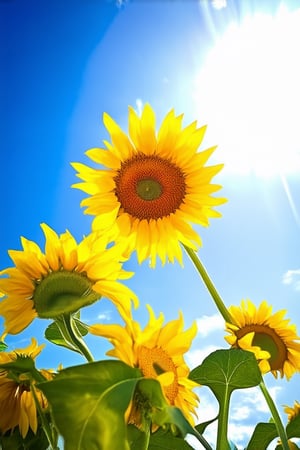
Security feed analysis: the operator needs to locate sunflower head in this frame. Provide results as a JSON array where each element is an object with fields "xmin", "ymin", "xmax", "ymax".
[
  {"xmin": 0, "ymin": 224, "xmax": 138, "ymax": 335},
  {"xmin": 0, "ymin": 338, "xmax": 52, "ymax": 438},
  {"xmin": 89, "ymin": 304, "xmax": 200, "ymax": 428},
  {"xmin": 72, "ymin": 103, "xmax": 226, "ymax": 267},
  {"xmin": 225, "ymin": 300, "xmax": 300, "ymax": 379},
  {"xmin": 284, "ymin": 401, "xmax": 300, "ymax": 422}
]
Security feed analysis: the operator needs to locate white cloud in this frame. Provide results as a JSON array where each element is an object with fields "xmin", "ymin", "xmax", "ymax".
[
  {"xmin": 186, "ymin": 345, "xmax": 220, "ymax": 369},
  {"xmin": 282, "ymin": 269, "xmax": 300, "ymax": 290},
  {"xmin": 97, "ymin": 310, "xmax": 113, "ymax": 321},
  {"xmin": 211, "ymin": 0, "xmax": 227, "ymax": 10},
  {"xmin": 135, "ymin": 98, "xmax": 143, "ymax": 115},
  {"xmin": 196, "ymin": 314, "xmax": 225, "ymax": 337}
]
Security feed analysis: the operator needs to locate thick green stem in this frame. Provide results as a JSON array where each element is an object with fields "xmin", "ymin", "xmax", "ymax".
[
  {"xmin": 183, "ymin": 245, "xmax": 234, "ymax": 324},
  {"xmin": 259, "ymin": 380, "xmax": 289, "ymax": 450},
  {"xmin": 31, "ymin": 382, "xmax": 59, "ymax": 450},
  {"xmin": 216, "ymin": 387, "xmax": 231, "ymax": 450},
  {"xmin": 62, "ymin": 314, "xmax": 94, "ymax": 363}
]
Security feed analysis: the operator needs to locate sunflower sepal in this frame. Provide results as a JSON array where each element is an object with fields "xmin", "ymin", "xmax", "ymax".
[
  {"xmin": 0, "ymin": 354, "xmax": 47, "ymax": 384},
  {"xmin": 33, "ymin": 270, "xmax": 101, "ymax": 319}
]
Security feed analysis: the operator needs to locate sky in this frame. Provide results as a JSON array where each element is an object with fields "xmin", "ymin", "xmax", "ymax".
[{"xmin": 1, "ymin": 0, "xmax": 300, "ymax": 448}]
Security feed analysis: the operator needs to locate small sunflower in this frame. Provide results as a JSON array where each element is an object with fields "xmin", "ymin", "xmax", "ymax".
[
  {"xmin": 225, "ymin": 300, "xmax": 300, "ymax": 379},
  {"xmin": 284, "ymin": 401, "xmax": 300, "ymax": 422},
  {"xmin": 89, "ymin": 305, "xmax": 199, "ymax": 427},
  {"xmin": 0, "ymin": 338, "xmax": 52, "ymax": 438},
  {"xmin": 72, "ymin": 104, "xmax": 226, "ymax": 267},
  {"xmin": 0, "ymin": 223, "xmax": 138, "ymax": 335}
]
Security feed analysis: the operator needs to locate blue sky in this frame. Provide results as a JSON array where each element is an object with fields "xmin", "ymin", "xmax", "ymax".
[{"xmin": 1, "ymin": 0, "xmax": 300, "ymax": 448}]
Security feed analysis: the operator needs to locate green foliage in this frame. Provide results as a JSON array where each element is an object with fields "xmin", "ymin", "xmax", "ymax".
[
  {"xmin": 0, "ymin": 341, "xmax": 8, "ymax": 351},
  {"xmin": 0, "ymin": 425, "xmax": 49, "ymax": 450},
  {"xmin": 128, "ymin": 426, "xmax": 194, "ymax": 450},
  {"xmin": 38, "ymin": 360, "xmax": 141, "ymax": 450},
  {"xmin": 45, "ymin": 315, "xmax": 87, "ymax": 353},
  {"xmin": 246, "ymin": 422, "xmax": 278, "ymax": 450},
  {"xmin": 287, "ymin": 413, "xmax": 300, "ymax": 440},
  {"xmin": 190, "ymin": 349, "xmax": 262, "ymax": 450},
  {"xmin": 246, "ymin": 405, "xmax": 300, "ymax": 449},
  {"xmin": 190, "ymin": 349, "xmax": 262, "ymax": 402}
]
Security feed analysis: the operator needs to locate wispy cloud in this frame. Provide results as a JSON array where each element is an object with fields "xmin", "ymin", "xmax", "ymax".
[
  {"xmin": 186, "ymin": 345, "xmax": 221, "ymax": 369},
  {"xmin": 282, "ymin": 269, "xmax": 300, "ymax": 290},
  {"xmin": 211, "ymin": 0, "xmax": 227, "ymax": 10},
  {"xmin": 196, "ymin": 314, "xmax": 225, "ymax": 337},
  {"xmin": 135, "ymin": 98, "xmax": 143, "ymax": 115}
]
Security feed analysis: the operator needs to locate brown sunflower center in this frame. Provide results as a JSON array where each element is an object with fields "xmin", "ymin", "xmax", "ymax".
[
  {"xmin": 114, "ymin": 154, "xmax": 186, "ymax": 220},
  {"xmin": 138, "ymin": 346, "xmax": 178, "ymax": 404},
  {"xmin": 237, "ymin": 324, "xmax": 287, "ymax": 371}
]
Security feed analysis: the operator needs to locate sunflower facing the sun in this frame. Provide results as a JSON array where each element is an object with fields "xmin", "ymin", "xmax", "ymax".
[
  {"xmin": 225, "ymin": 300, "xmax": 300, "ymax": 379},
  {"xmin": 89, "ymin": 304, "xmax": 199, "ymax": 428},
  {"xmin": 0, "ymin": 223, "xmax": 138, "ymax": 335},
  {"xmin": 72, "ymin": 104, "xmax": 226, "ymax": 266}
]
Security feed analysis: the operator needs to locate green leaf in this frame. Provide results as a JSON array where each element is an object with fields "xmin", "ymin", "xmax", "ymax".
[
  {"xmin": 127, "ymin": 426, "xmax": 194, "ymax": 450},
  {"xmin": 38, "ymin": 360, "xmax": 141, "ymax": 450},
  {"xmin": 0, "ymin": 340, "xmax": 8, "ymax": 351},
  {"xmin": 287, "ymin": 414, "xmax": 300, "ymax": 439},
  {"xmin": 44, "ymin": 316, "xmax": 87, "ymax": 352},
  {"xmin": 195, "ymin": 416, "xmax": 218, "ymax": 434},
  {"xmin": 130, "ymin": 378, "xmax": 213, "ymax": 450},
  {"xmin": 246, "ymin": 422, "xmax": 278, "ymax": 450},
  {"xmin": 0, "ymin": 425, "xmax": 50, "ymax": 450},
  {"xmin": 190, "ymin": 349, "xmax": 262, "ymax": 403}
]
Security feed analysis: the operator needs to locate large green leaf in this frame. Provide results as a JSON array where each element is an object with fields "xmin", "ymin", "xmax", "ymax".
[
  {"xmin": 190, "ymin": 349, "xmax": 262, "ymax": 403},
  {"xmin": 246, "ymin": 422, "xmax": 278, "ymax": 450},
  {"xmin": 127, "ymin": 426, "xmax": 194, "ymax": 450},
  {"xmin": 38, "ymin": 360, "xmax": 141, "ymax": 450},
  {"xmin": 287, "ymin": 414, "xmax": 300, "ymax": 439}
]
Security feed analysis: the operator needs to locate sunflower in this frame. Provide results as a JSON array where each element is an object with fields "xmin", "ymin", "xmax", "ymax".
[
  {"xmin": 224, "ymin": 300, "xmax": 300, "ymax": 379},
  {"xmin": 89, "ymin": 305, "xmax": 199, "ymax": 427},
  {"xmin": 72, "ymin": 104, "xmax": 226, "ymax": 267},
  {"xmin": 0, "ymin": 338, "xmax": 52, "ymax": 438},
  {"xmin": 284, "ymin": 401, "xmax": 300, "ymax": 422},
  {"xmin": 0, "ymin": 223, "xmax": 138, "ymax": 335}
]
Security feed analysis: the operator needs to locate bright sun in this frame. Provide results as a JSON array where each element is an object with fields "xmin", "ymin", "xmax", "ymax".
[{"xmin": 193, "ymin": 5, "xmax": 300, "ymax": 177}]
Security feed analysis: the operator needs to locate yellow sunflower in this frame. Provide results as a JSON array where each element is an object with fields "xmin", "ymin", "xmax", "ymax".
[
  {"xmin": 89, "ymin": 305, "xmax": 199, "ymax": 427},
  {"xmin": 284, "ymin": 401, "xmax": 300, "ymax": 422},
  {"xmin": 72, "ymin": 104, "xmax": 226, "ymax": 267},
  {"xmin": 0, "ymin": 338, "xmax": 52, "ymax": 438},
  {"xmin": 224, "ymin": 300, "xmax": 300, "ymax": 379},
  {"xmin": 0, "ymin": 223, "xmax": 138, "ymax": 335}
]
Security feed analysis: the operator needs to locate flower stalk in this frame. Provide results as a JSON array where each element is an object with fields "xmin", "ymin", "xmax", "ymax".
[
  {"xmin": 183, "ymin": 245, "xmax": 234, "ymax": 324},
  {"xmin": 30, "ymin": 382, "xmax": 59, "ymax": 450},
  {"xmin": 56, "ymin": 314, "xmax": 94, "ymax": 363},
  {"xmin": 259, "ymin": 379, "xmax": 290, "ymax": 450}
]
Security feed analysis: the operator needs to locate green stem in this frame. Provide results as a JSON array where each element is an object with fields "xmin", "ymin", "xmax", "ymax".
[
  {"xmin": 183, "ymin": 245, "xmax": 234, "ymax": 324},
  {"xmin": 259, "ymin": 379, "xmax": 289, "ymax": 450},
  {"xmin": 190, "ymin": 429, "xmax": 214, "ymax": 450},
  {"xmin": 62, "ymin": 314, "xmax": 94, "ymax": 363},
  {"xmin": 216, "ymin": 394, "xmax": 231, "ymax": 450},
  {"xmin": 31, "ymin": 382, "xmax": 59, "ymax": 450}
]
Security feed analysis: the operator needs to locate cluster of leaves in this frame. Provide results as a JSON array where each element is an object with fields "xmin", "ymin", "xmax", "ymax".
[{"xmin": 1, "ymin": 333, "xmax": 299, "ymax": 450}]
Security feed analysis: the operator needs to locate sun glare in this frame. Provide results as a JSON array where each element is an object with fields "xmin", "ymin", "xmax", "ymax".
[{"xmin": 193, "ymin": 5, "xmax": 300, "ymax": 177}]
